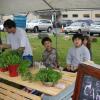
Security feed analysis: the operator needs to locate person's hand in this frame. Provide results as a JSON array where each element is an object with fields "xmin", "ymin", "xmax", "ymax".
[
  {"xmin": 0, "ymin": 45, "xmax": 3, "ymax": 49},
  {"xmin": 70, "ymin": 65, "xmax": 78, "ymax": 72},
  {"xmin": 67, "ymin": 64, "xmax": 71, "ymax": 71}
]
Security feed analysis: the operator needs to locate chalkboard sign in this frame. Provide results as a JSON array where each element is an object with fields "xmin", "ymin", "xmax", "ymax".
[
  {"xmin": 80, "ymin": 75, "xmax": 100, "ymax": 100},
  {"xmin": 73, "ymin": 64, "xmax": 100, "ymax": 100}
]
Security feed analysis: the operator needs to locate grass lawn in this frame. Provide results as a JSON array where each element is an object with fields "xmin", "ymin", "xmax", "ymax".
[
  {"xmin": 28, "ymin": 34, "xmax": 100, "ymax": 67},
  {"xmin": 1, "ymin": 32, "xmax": 100, "ymax": 67}
]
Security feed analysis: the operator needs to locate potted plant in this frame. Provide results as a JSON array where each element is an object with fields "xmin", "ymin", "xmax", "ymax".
[
  {"xmin": 6, "ymin": 51, "xmax": 21, "ymax": 77},
  {"xmin": 18, "ymin": 60, "xmax": 34, "ymax": 82},
  {"xmin": 34, "ymin": 68, "xmax": 62, "ymax": 86},
  {"xmin": 0, "ymin": 53, "xmax": 8, "ymax": 72}
]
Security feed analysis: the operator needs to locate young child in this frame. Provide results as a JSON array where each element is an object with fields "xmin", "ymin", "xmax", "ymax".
[
  {"xmin": 41, "ymin": 37, "xmax": 58, "ymax": 68},
  {"xmin": 66, "ymin": 34, "xmax": 90, "ymax": 72},
  {"xmin": 83, "ymin": 36, "xmax": 92, "ymax": 60}
]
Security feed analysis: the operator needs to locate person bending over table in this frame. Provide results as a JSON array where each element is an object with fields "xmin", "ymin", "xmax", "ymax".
[{"xmin": 0, "ymin": 19, "xmax": 33, "ymax": 66}]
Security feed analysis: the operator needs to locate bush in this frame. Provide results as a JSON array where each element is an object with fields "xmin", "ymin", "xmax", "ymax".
[
  {"xmin": 38, "ymin": 33, "xmax": 49, "ymax": 39},
  {"xmin": 90, "ymin": 37, "xmax": 98, "ymax": 42}
]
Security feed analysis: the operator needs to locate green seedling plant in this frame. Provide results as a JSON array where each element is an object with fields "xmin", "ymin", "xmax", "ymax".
[
  {"xmin": 34, "ymin": 68, "xmax": 62, "ymax": 85},
  {"xmin": 1, "ymin": 50, "xmax": 22, "ymax": 65},
  {"xmin": 6, "ymin": 54, "xmax": 21, "ymax": 65},
  {"xmin": 0, "ymin": 53, "xmax": 8, "ymax": 68},
  {"xmin": 18, "ymin": 60, "xmax": 34, "ymax": 82}
]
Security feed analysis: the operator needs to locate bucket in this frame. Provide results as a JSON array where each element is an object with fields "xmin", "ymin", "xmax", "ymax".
[{"xmin": 8, "ymin": 64, "xmax": 19, "ymax": 77}]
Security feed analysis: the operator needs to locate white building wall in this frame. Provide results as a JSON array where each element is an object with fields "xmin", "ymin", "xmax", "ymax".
[
  {"xmin": 92, "ymin": 10, "xmax": 100, "ymax": 21},
  {"xmin": 61, "ymin": 9, "xmax": 100, "ymax": 21}
]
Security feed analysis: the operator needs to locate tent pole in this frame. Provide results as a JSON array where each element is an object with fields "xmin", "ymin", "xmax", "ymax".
[
  {"xmin": 42, "ymin": 0, "xmax": 59, "ymax": 67},
  {"xmin": 42, "ymin": 0, "xmax": 55, "ymax": 11},
  {"xmin": 0, "ymin": 15, "xmax": 2, "ymax": 44},
  {"xmin": 0, "ymin": 30, "xmax": 2, "ymax": 54},
  {"xmin": 0, "ymin": 31, "xmax": 2, "ymax": 44}
]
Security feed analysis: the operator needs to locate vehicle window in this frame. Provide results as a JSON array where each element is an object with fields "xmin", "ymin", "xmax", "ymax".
[
  {"xmin": 82, "ymin": 23, "xmax": 85, "ymax": 27},
  {"xmin": 45, "ymin": 20, "xmax": 51, "ymax": 23},
  {"xmin": 61, "ymin": 20, "xmax": 72, "ymax": 23},
  {"xmin": 40, "ymin": 20, "xmax": 51, "ymax": 23},
  {"xmin": 82, "ymin": 23, "xmax": 88, "ymax": 26},
  {"xmin": 71, "ymin": 22, "xmax": 82, "ymax": 26},
  {"xmin": 94, "ymin": 22, "xmax": 100, "ymax": 25},
  {"xmin": 32, "ymin": 20, "xmax": 38, "ymax": 23}
]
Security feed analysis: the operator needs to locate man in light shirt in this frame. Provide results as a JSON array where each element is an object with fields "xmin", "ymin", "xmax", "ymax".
[{"xmin": 0, "ymin": 19, "xmax": 33, "ymax": 66}]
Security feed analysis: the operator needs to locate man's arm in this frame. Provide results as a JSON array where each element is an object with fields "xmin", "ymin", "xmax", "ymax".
[
  {"xmin": 17, "ymin": 47, "xmax": 25, "ymax": 51},
  {"xmin": 16, "ymin": 47, "xmax": 25, "ymax": 56}
]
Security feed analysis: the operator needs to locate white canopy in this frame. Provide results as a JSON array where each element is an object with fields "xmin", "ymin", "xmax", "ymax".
[{"xmin": 0, "ymin": 0, "xmax": 100, "ymax": 14}]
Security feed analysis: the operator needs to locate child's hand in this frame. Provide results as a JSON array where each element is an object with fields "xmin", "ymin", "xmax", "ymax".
[
  {"xmin": 71, "ymin": 66, "xmax": 78, "ymax": 72},
  {"xmin": 67, "ymin": 64, "xmax": 71, "ymax": 71}
]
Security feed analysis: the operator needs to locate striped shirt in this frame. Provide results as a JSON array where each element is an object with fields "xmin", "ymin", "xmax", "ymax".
[{"xmin": 42, "ymin": 48, "xmax": 57, "ymax": 68}]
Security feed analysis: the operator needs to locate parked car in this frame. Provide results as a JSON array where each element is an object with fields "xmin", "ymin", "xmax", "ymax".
[
  {"xmin": 75, "ymin": 19, "xmax": 93, "ymax": 26},
  {"xmin": 26, "ymin": 19, "xmax": 53, "ymax": 33},
  {"xmin": 89, "ymin": 21, "xmax": 100, "ymax": 36},
  {"xmin": 59, "ymin": 20, "xmax": 73, "ymax": 27},
  {"xmin": 0, "ymin": 23, "xmax": 4, "ymax": 31},
  {"xmin": 64, "ymin": 22, "xmax": 89, "ymax": 34},
  {"xmin": 53, "ymin": 20, "xmax": 73, "ymax": 28}
]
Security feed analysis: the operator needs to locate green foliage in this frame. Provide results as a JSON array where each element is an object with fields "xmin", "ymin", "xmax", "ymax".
[
  {"xmin": 18, "ymin": 60, "xmax": 31, "ymax": 75},
  {"xmin": 0, "ymin": 50, "xmax": 22, "ymax": 67},
  {"xmin": 91, "ymin": 37, "xmax": 98, "ymax": 42},
  {"xmin": 34, "ymin": 68, "xmax": 62, "ymax": 84},
  {"xmin": 20, "ymin": 71, "xmax": 33, "ymax": 81},
  {"xmin": 18, "ymin": 60, "xmax": 34, "ymax": 82},
  {"xmin": 0, "ymin": 53, "xmax": 8, "ymax": 68},
  {"xmin": 4, "ymin": 50, "xmax": 22, "ymax": 65}
]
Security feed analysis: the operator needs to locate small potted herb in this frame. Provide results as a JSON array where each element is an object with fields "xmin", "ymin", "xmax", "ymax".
[
  {"xmin": 6, "ymin": 51, "xmax": 21, "ymax": 77},
  {"xmin": 34, "ymin": 68, "xmax": 62, "ymax": 86},
  {"xmin": 18, "ymin": 60, "xmax": 33, "ymax": 82}
]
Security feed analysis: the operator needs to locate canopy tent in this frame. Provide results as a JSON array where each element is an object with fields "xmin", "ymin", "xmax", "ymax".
[
  {"xmin": 0, "ymin": 0, "xmax": 100, "ymax": 14},
  {"xmin": 0, "ymin": 0, "xmax": 99, "ymax": 64}
]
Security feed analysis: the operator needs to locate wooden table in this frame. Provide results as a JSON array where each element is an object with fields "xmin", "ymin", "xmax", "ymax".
[{"xmin": 0, "ymin": 69, "xmax": 76, "ymax": 100}]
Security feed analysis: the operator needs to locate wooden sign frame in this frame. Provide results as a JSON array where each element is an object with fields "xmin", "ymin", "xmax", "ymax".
[{"xmin": 73, "ymin": 64, "xmax": 100, "ymax": 100}]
